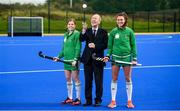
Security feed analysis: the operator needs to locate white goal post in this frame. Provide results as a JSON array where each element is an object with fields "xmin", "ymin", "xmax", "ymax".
[{"xmin": 9, "ymin": 17, "xmax": 44, "ymax": 37}]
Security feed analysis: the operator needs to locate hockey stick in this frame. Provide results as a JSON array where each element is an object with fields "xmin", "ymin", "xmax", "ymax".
[
  {"xmin": 38, "ymin": 51, "xmax": 78, "ymax": 67},
  {"xmin": 92, "ymin": 53, "xmax": 142, "ymax": 66}
]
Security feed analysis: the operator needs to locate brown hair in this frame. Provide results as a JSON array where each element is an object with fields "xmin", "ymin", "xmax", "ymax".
[
  {"xmin": 67, "ymin": 18, "xmax": 76, "ymax": 25},
  {"xmin": 115, "ymin": 12, "xmax": 128, "ymax": 27}
]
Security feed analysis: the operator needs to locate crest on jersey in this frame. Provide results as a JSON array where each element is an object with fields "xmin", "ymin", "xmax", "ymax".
[{"xmin": 115, "ymin": 33, "xmax": 120, "ymax": 39}]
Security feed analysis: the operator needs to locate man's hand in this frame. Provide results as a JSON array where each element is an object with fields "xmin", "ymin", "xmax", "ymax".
[
  {"xmin": 82, "ymin": 22, "xmax": 87, "ymax": 34},
  {"xmin": 88, "ymin": 43, "xmax": 95, "ymax": 48}
]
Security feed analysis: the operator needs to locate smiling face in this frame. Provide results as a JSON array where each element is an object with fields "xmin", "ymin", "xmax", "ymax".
[
  {"xmin": 67, "ymin": 20, "xmax": 76, "ymax": 31},
  {"xmin": 115, "ymin": 12, "xmax": 128, "ymax": 28},
  {"xmin": 91, "ymin": 14, "xmax": 101, "ymax": 28},
  {"xmin": 116, "ymin": 16, "xmax": 126, "ymax": 28}
]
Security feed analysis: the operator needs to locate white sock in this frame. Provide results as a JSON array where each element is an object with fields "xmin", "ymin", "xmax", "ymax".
[
  {"xmin": 67, "ymin": 81, "xmax": 73, "ymax": 99},
  {"xmin": 126, "ymin": 81, "xmax": 133, "ymax": 101},
  {"xmin": 111, "ymin": 80, "xmax": 117, "ymax": 101},
  {"xmin": 75, "ymin": 82, "xmax": 81, "ymax": 100}
]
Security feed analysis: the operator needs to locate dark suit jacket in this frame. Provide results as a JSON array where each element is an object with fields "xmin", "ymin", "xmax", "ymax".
[{"xmin": 80, "ymin": 28, "xmax": 108, "ymax": 66}]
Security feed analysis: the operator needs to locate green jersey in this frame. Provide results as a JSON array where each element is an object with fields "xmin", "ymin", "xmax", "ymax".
[
  {"xmin": 58, "ymin": 30, "xmax": 81, "ymax": 70},
  {"xmin": 107, "ymin": 27, "xmax": 137, "ymax": 61}
]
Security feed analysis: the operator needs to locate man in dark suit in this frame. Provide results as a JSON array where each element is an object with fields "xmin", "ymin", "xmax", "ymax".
[{"xmin": 80, "ymin": 14, "xmax": 108, "ymax": 106}]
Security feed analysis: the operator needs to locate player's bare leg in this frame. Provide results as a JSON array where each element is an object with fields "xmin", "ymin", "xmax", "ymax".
[
  {"xmin": 61, "ymin": 70, "xmax": 73, "ymax": 104},
  {"xmin": 123, "ymin": 66, "xmax": 134, "ymax": 108},
  {"xmin": 72, "ymin": 70, "xmax": 81, "ymax": 105},
  {"xmin": 108, "ymin": 65, "xmax": 120, "ymax": 108}
]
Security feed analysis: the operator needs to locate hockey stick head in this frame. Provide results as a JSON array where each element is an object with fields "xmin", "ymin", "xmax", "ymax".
[
  {"xmin": 92, "ymin": 53, "xmax": 96, "ymax": 59},
  {"xmin": 92, "ymin": 53, "xmax": 104, "ymax": 61},
  {"xmin": 38, "ymin": 51, "xmax": 73, "ymax": 65},
  {"xmin": 38, "ymin": 51, "xmax": 45, "ymax": 58}
]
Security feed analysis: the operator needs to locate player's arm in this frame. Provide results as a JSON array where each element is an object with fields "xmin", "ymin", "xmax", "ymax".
[
  {"xmin": 107, "ymin": 32, "xmax": 114, "ymax": 57},
  {"xmin": 130, "ymin": 30, "xmax": 137, "ymax": 62},
  {"xmin": 74, "ymin": 32, "xmax": 81, "ymax": 61},
  {"xmin": 71, "ymin": 32, "xmax": 81, "ymax": 67}
]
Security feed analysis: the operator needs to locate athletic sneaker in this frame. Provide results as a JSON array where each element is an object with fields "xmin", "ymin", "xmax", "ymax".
[
  {"xmin": 61, "ymin": 97, "xmax": 73, "ymax": 104},
  {"xmin": 72, "ymin": 98, "xmax": 81, "ymax": 105},
  {"xmin": 107, "ymin": 100, "xmax": 116, "ymax": 108},
  {"xmin": 127, "ymin": 100, "xmax": 134, "ymax": 108}
]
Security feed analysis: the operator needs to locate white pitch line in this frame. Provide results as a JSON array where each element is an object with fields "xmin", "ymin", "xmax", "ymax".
[
  {"xmin": 133, "ymin": 64, "xmax": 180, "ymax": 69},
  {"xmin": 104, "ymin": 64, "xmax": 180, "ymax": 69},
  {"xmin": 0, "ymin": 43, "xmax": 60, "ymax": 46},
  {"xmin": 0, "ymin": 69, "xmax": 65, "ymax": 74},
  {"xmin": 0, "ymin": 64, "xmax": 180, "ymax": 75}
]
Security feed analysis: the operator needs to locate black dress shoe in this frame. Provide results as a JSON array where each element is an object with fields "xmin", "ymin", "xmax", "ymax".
[
  {"xmin": 94, "ymin": 101, "xmax": 101, "ymax": 106},
  {"xmin": 94, "ymin": 98, "xmax": 102, "ymax": 106},
  {"xmin": 83, "ymin": 102, "xmax": 92, "ymax": 106}
]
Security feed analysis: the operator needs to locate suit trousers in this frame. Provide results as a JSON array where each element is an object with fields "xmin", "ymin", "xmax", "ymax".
[{"xmin": 84, "ymin": 60, "xmax": 104, "ymax": 102}]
